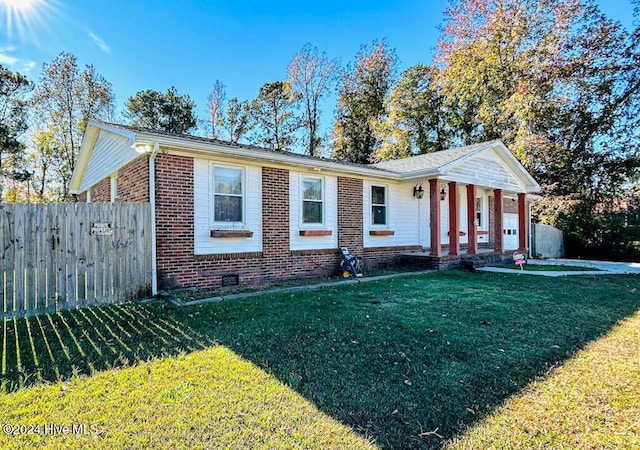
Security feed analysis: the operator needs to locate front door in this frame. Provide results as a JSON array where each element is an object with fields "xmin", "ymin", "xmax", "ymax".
[{"xmin": 504, "ymin": 213, "xmax": 519, "ymax": 250}]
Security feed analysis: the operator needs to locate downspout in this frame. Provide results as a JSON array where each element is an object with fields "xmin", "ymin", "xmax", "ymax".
[{"xmin": 149, "ymin": 143, "xmax": 160, "ymax": 296}]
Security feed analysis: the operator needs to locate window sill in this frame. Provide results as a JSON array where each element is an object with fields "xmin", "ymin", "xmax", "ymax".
[
  {"xmin": 369, "ymin": 230, "xmax": 395, "ymax": 236},
  {"xmin": 211, "ymin": 230, "xmax": 253, "ymax": 238},
  {"xmin": 299, "ymin": 230, "xmax": 333, "ymax": 237},
  {"xmin": 477, "ymin": 231, "xmax": 489, "ymax": 236}
]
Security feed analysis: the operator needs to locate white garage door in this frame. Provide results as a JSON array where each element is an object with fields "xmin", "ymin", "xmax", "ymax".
[{"xmin": 503, "ymin": 213, "xmax": 519, "ymax": 250}]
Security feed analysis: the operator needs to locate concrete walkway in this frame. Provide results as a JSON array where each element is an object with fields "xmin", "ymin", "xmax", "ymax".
[{"xmin": 477, "ymin": 258, "xmax": 640, "ymax": 277}]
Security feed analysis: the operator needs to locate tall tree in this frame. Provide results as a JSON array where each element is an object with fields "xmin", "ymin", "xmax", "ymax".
[
  {"xmin": 434, "ymin": 0, "xmax": 640, "ymax": 200},
  {"xmin": 223, "ymin": 97, "xmax": 252, "ymax": 144},
  {"xmin": 33, "ymin": 52, "xmax": 114, "ymax": 200},
  {"xmin": 250, "ymin": 81, "xmax": 299, "ymax": 150},
  {"xmin": 207, "ymin": 80, "xmax": 226, "ymax": 139},
  {"xmin": 26, "ymin": 127, "xmax": 60, "ymax": 202},
  {"xmin": 287, "ymin": 44, "xmax": 339, "ymax": 156},
  {"xmin": 331, "ymin": 40, "xmax": 397, "ymax": 164},
  {"xmin": 0, "ymin": 64, "xmax": 33, "ymax": 201},
  {"xmin": 372, "ymin": 64, "xmax": 453, "ymax": 162},
  {"xmin": 124, "ymin": 87, "xmax": 197, "ymax": 134}
]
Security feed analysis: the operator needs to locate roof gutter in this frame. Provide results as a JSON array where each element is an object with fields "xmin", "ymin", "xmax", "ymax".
[{"xmin": 133, "ymin": 133, "xmax": 401, "ymax": 181}]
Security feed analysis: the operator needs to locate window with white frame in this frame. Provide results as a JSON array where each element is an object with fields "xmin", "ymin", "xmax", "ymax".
[
  {"xmin": 371, "ymin": 185, "xmax": 387, "ymax": 226},
  {"xmin": 476, "ymin": 197, "xmax": 483, "ymax": 227},
  {"xmin": 213, "ymin": 166, "xmax": 243, "ymax": 223},
  {"xmin": 301, "ymin": 176, "xmax": 323, "ymax": 224}
]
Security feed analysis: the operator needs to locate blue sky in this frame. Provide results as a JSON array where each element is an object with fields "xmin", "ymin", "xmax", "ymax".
[{"xmin": 0, "ymin": 0, "xmax": 637, "ymax": 135}]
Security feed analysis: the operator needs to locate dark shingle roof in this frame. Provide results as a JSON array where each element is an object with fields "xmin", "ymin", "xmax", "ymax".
[
  {"xmin": 93, "ymin": 120, "xmax": 386, "ymax": 172},
  {"xmin": 370, "ymin": 141, "xmax": 501, "ymax": 174}
]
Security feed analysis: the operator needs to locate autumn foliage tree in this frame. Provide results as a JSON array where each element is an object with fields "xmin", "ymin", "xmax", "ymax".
[
  {"xmin": 372, "ymin": 64, "xmax": 453, "ymax": 162},
  {"xmin": 33, "ymin": 52, "xmax": 114, "ymax": 200},
  {"xmin": 207, "ymin": 80, "xmax": 226, "ymax": 139},
  {"xmin": 250, "ymin": 81, "xmax": 300, "ymax": 150},
  {"xmin": 434, "ymin": 0, "xmax": 640, "ymax": 258},
  {"xmin": 331, "ymin": 41, "xmax": 397, "ymax": 164},
  {"xmin": 434, "ymin": 0, "xmax": 640, "ymax": 198},
  {"xmin": 287, "ymin": 44, "xmax": 339, "ymax": 156}
]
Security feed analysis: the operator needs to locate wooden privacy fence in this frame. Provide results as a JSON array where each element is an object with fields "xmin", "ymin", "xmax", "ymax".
[
  {"xmin": 1, "ymin": 203, "xmax": 152, "ymax": 319},
  {"xmin": 531, "ymin": 223, "xmax": 565, "ymax": 259}
]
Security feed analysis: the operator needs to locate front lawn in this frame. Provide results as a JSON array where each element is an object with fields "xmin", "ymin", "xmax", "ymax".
[{"xmin": 1, "ymin": 271, "xmax": 638, "ymax": 449}]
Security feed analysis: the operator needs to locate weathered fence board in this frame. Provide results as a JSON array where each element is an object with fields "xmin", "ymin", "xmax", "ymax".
[
  {"xmin": 531, "ymin": 223, "xmax": 565, "ymax": 259},
  {"xmin": 1, "ymin": 203, "xmax": 152, "ymax": 319}
]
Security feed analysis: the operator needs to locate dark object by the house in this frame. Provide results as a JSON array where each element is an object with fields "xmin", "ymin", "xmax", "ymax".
[
  {"xmin": 222, "ymin": 274, "xmax": 240, "ymax": 286},
  {"xmin": 340, "ymin": 247, "xmax": 363, "ymax": 278},
  {"xmin": 462, "ymin": 261, "xmax": 478, "ymax": 273}
]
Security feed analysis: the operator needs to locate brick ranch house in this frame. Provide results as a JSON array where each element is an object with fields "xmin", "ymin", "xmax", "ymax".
[{"xmin": 69, "ymin": 120, "xmax": 540, "ymax": 295}]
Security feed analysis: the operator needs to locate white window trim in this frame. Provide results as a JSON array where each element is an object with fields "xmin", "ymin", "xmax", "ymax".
[
  {"xmin": 370, "ymin": 184, "xmax": 388, "ymax": 228},
  {"xmin": 300, "ymin": 175, "xmax": 325, "ymax": 227},
  {"xmin": 210, "ymin": 163, "xmax": 246, "ymax": 228}
]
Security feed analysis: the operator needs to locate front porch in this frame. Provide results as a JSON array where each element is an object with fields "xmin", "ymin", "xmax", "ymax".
[
  {"xmin": 400, "ymin": 247, "xmax": 515, "ymax": 270},
  {"xmin": 427, "ymin": 179, "xmax": 529, "ymax": 258}
]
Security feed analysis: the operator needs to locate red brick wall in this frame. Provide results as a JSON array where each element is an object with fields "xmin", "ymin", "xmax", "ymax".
[
  {"xmin": 153, "ymin": 159, "xmax": 425, "ymax": 292},
  {"xmin": 91, "ymin": 177, "xmax": 111, "ymax": 202},
  {"xmin": 337, "ymin": 177, "xmax": 364, "ymax": 255},
  {"xmin": 364, "ymin": 245, "xmax": 423, "ymax": 269},
  {"xmin": 117, "ymin": 156, "xmax": 149, "ymax": 202},
  {"xmin": 154, "ymin": 160, "xmax": 342, "ymax": 290},
  {"xmin": 503, "ymin": 196, "xmax": 518, "ymax": 214},
  {"xmin": 154, "ymin": 153, "xmax": 198, "ymax": 289}
]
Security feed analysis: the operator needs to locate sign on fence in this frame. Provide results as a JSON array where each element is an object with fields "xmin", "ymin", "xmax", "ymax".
[
  {"xmin": 90, "ymin": 222, "xmax": 113, "ymax": 236},
  {"xmin": 1, "ymin": 203, "xmax": 152, "ymax": 319}
]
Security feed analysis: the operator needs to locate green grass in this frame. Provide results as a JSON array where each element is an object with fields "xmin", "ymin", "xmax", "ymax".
[
  {"xmin": 1, "ymin": 271, "xmax": 639, "ymax": 449},
  {"xmin": 447, "ymin": 309, "xmax": 640, "ymax": 449}
]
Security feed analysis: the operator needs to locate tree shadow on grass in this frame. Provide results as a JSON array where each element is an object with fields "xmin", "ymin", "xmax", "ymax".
[{"xmin": 2, "ymin": 271, "xmax": 639, "ymax": 449}]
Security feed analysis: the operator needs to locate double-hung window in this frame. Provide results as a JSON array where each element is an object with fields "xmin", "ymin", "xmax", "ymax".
[
  {"xmin": 213, "ymin": 166, "xmax": 243, "ymax": 223},
  {"xmin": 371, "ymin": 185, "xmax": 387, "ymax": 226},
  {"xmin": 302, "ymin": 177, "xmax": 323, "ymax": 224}
]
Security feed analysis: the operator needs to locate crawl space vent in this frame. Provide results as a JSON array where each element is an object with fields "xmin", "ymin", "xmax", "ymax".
[{"xmin": 221, "ymin": 274, "xmax": 240, "ymax": 287}]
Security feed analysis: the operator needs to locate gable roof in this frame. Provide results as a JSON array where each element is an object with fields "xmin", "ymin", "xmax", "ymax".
[
  {"xmin": 371, "ymin": 141, "xmax": 498, "ymax": 173},
  {"xmin": 70, "ymin": 121, "xmax": 540, "ymax": 194},
  {"xmin": 371, "ymin": 140, "xmax": 540, "ymax": 192}
]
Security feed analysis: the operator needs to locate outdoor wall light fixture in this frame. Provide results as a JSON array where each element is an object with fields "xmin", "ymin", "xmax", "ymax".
[
  {"xmin": 440, "ymin": 186, "xmax": 447, "ymax": 201},
  {"xmin": 413, "ymin": 182, "xmax": 424, "ymax": 199}
]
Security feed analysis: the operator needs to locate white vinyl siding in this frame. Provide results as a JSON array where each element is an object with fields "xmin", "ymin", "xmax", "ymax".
[
  {"xmin": 79, "ymin": 131, "xmax": 139, "ymax": 194},
  {"xmin": 447, "ymin": 150, "xmax": 526, "ymax": 192},
  {"xmin": 363, "ymin": 180, "xmax": 420, "ymax": 248}
]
